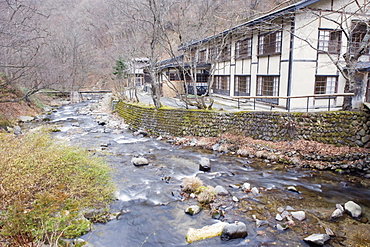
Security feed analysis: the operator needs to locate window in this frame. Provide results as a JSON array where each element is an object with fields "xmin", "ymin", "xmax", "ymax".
[
  {"xmin": 198, "ymin": 50, "xmax": 206, "ymax": 63},
  {"xmin": 350, "ymin": 21, "xmax": 370, "ymax": 54},
  {"xmin": 196, "ymin": 73, "xmax": 208, "ymax": 83},
  {"xmin": 166, "ymin": 71, "xmax": 180, "ymax": 81},
  {"xmin": 190, "ymin": 48, "xmax": 196, "ymax": 62},
  {"xmin": 258, "ymin": 31, "xmax": 282, "ymax": 56},
  {"xmin": 208, "ymin": 44, "xmax": 230, "ymax": 61},
  {"xmin": 220, "ymin": 44, "xmax": 231, "ymax": 61},
  {"xmin": 318, "ymin": 29, "xmax": 342, "ymax": 53},
  {"xmin": 315, "ymin": 76, "xmax": 337, "ymax": 95},
  {"xmin": 209, "ymin": 46, "xmax": 219, "ymax": 61},
  {"xmin": 234, "ymin": 76, "xmax": 251, "ymax": 96},
  {"xmin": 235, "ymin": 38, "xmax": 252, "ymax": 59},
  {"xmin": 213, "ymin": 76, "xmax": 230, "ymax": 95},
  {"xmin": 256, "ymin": 76, "xmax": 279, "ymax": 104}
]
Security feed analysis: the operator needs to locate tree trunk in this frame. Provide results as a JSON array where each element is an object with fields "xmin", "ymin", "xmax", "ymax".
[{"xmin": 150, "ymin": 79, "xmax": 162, "ymax": 108}]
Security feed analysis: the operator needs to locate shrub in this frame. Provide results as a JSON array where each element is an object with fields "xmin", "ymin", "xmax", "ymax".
[
  {"xmin": 0, "ymin": 132, "xmax": 114, "ymax": 246},
  {"xmin": 181, "ymin": 177, "xmax": 203, "ymax": 193}
]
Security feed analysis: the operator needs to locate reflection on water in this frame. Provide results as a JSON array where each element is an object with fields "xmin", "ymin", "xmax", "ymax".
[{"xmin": 45, "ymin": 97, "xmax": 370, "ymax": 247}]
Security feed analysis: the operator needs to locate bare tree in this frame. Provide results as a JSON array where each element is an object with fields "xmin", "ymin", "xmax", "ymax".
[{"xmin": 0, "ymin": 0, "xmax": 49, "ymax": 101}]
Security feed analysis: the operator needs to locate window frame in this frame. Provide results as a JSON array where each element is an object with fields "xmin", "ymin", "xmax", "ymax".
[
  {"xmin": 235, "ymin": 37, "xmax": 252, "ymax": 59},
  {"xmin": 234, "ymin": 75, "xmax": 251, "ymax": 96},
  {"xmin": 198, "ymin": 49, "xmax": 207, "ymax": 63},
  {"xmin": 212, "ymin": 75, "xmax": 230, "ymax": 95},
  {"xmin": 318, "ymin": 29, "xmax": 342, "ymax": 54},
  {"xmin": 256, "ymin": 76, "xmax": 280, "ymax": 104},
  {"xmin": 314, "ymin": 76, "xmax": 338, "ymax": 97},
  {"xmin": 258, "ymin": 31, "xmax": 282, "ymax": 56},
  {"xmin": 219, "ymin": 44, "xmax": 231, "ymax": 62},
  {"xmin": 208, "ymin": 46, "xmax": 219, "ymax": 62}
]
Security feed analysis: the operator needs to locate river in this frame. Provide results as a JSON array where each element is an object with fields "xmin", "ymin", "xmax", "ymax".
[{"xmin": 45, "ymin": 95, "xmax": 370, "ymax": 247}]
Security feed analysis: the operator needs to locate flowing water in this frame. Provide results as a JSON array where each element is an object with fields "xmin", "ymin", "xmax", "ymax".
[{"xmin": 43, "ymin": 96, "xmax": 370, "ymax": 247}]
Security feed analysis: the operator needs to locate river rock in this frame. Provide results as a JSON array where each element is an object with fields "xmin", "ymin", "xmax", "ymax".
[
  {"xmin": 185, "ymin": 205, "xmax": 201, "ymax": 216},
  {"xmin": 344, "ymin": 201, "xmax": 362, "ymax": 218},
  {"xmin": 251, "ymin": 187, "xmax": 259, "ymax": 196},
  {"xmin": 276, "ymin": 213, "xmax": 283, "ymax": 221},
  {"xmin": 229, "ymin": 184, "xmax": 240, "ymax": 189},
  {"xmin": 281, "ymin": 211, "xmax": 290, "ymax": 219},
  {"xmin": 199, "ymin": 157, "xmax": 211, "ymax": 172},
  {"xmin": 18, "ymin": 115, "xmax": 34, "ymax": 122},
  {"xmin": 291, "ymin": 211, "xmax": 306, "ymax": 221},
  {"xmin": 276, "ymin": 223, "xmax": 289, "ymax": 230},
  {"xmin": 336, "ymin": 204, "xmax": 344, "ymax": 212},
  {"xmin": 186, "ymin": 222, "xmax": 228, "ymax": 243},
  {"xmin": 287, "ymin": 186, "xmax": 299, "ymax": 193},
  {"xmin": 221, "ymin": 222, "xmax": 248, "ymax": 241},
  {"xmin": 303, "ymin": 233, "xmax": 330, "ymax": 245},
  {"xmin": 134, "ymin": 129, "xmax": 148, "ymax": 137},
  {"xmin": 72, "ymin": 122, "xmax": 80, "ymax": 127},
  {"xmin": 131, "ymin": 157, "xmax": 149, "ymax": 166},
  {"xmin": 215, "ymin": 185, "xmax": 229, "ymax": 196},
  {"xmin": 330, "ymin": 208, "xmax": 343, "ymax": 219},
  {"xmin": 83, "ymin": 208, "xmax": 109, "ymax": 223},
  {"xmin": 13, "ymin": 126, "xmax": 22, "ymax": 135},
  {"xmin": 242, "ymin": 182, "xmax": 251, "ymax": 191}
]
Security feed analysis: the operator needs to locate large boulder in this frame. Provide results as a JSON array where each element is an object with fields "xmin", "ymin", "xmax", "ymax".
[
  {"xmin": 344, "ymin": 201, "xmax": 362, "ymax": 218},
  {"xmin": 220, "ymin": 222, "xmax": 248, "ymax": 241},
  {"xmin": 186, "ymin": 222, "xmax": 228, "ymax": 243},
  {"xmin": 199, "ymin": 157, "xmax": 211, "ymax": 172}
]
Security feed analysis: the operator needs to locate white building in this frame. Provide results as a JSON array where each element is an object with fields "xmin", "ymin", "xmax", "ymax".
[{"xmin": 160, "ymin": 0, "xmax": 370, "ymax": 111}]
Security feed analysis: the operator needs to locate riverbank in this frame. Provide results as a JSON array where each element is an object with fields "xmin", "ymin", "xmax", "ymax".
[
  {"xmin": 5, "ymin": 93, "xmax": 368, "ymax": 246},
  {"xmin": 95, "ymin": 94, "xmax": 368, "ymax": 178},
  {"xmin": 172, "ymin": 134, "xmax": 370, "ymax": 180}
]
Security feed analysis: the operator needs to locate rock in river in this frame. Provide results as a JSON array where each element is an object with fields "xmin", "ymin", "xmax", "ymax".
[
  {"xmin": 18, "ymin": 115, "xmax": 34, "ymax": 122},
  {"xmin": 215, "ymin": 185, "xmax": 229, "ymax": 196},
  {"xmin": 199, "ymin": 157, "xmax": 211, "ymax": 172},
  {"xmin": 344, "ymin": 201, "xmax": 362, "ymax": 218},
  {"xmin": 131, "ymin": 157, "xmax": 149, "ymax": 166},
  {"xmin": 185, "ymin": 205, "xmax": 201, "ymax": 216},
  {"xmin": 304, "ymin": 233, "xmax": 330, "ymax": 245},
  {"xmin": 291, "ymin": 211, "xmax": 306, "ymax": 221},
  {"xmin": 221, "ymin": 221, "xmax": 248, "ymax": 241},
  {"xmin": 186, "ymin": 222, "xmax": 228, "ymax": 243},
  {"xmin": 242, "ymin": 182, "xmax": 251, "ymax": 191},
  {"xmin": 330, "ymin": 208, "xmax": 343, "ymax": 219}
]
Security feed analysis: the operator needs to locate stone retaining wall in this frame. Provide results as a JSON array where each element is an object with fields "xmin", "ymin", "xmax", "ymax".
[{"xmin": 115, "ymin": 101, "xmax": 370, "ymax": 147}]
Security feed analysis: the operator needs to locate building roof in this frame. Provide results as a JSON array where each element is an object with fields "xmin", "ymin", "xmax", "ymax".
[
  {"xmin": 179, "ymin": 0, "xmax": 321, "ymax": 50},
  {"xmin": 157, "ymin": 55, "xmax": 211, "ymax": 70}
]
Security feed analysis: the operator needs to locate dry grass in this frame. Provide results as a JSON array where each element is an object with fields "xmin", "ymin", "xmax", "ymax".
[
  {"xmin": 181, "ymin": 177, "xmax": 203, "ymax": 193},
  {"xmin": 0, "ymin": 132, "xmax": 114, "ymax": 245},
  {"xmin": 196, "ymin": 186, "xmax": 216, "ymax": 205}
]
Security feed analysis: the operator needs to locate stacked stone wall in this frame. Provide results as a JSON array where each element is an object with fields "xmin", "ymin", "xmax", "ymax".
[{"xmin": 115, "ymin": 101, "xmax": 370, "ymax": 147}]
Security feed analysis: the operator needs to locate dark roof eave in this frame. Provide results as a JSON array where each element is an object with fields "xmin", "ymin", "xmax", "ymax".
[
  {"xmin": 158, "ymin": 62, "xmax": 211, "ymax": 70},
  {"xmin": 179, "ymin": 0, "xmax": 321, "ymax": 50}
]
